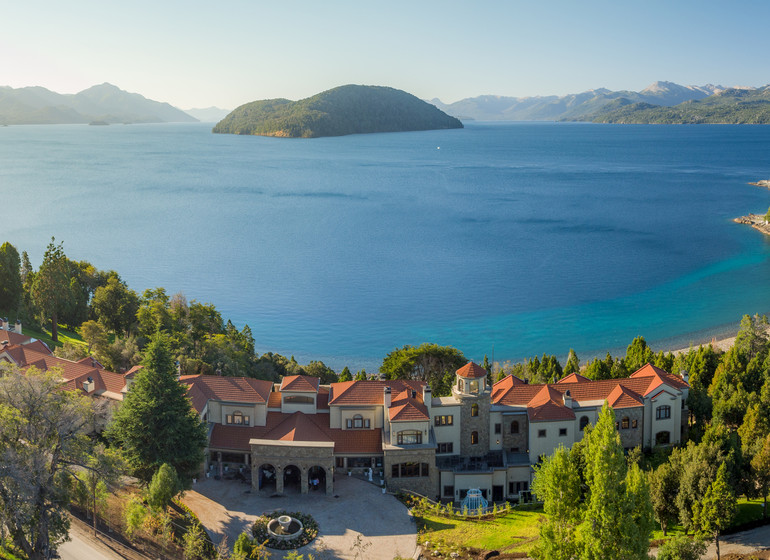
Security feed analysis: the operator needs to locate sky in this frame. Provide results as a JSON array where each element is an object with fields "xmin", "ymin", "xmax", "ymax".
[{"xmin": 3, "ymin": 0, "xmax": 769, "ymax": 110}]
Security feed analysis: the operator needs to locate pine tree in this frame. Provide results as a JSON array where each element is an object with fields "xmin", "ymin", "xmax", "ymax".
[
  {"xmin": 30, "ymin": 238, "xmax": 74, "ymax": 342},
  {"xmin": 694, "ymin": 463, "xmax": 736, "ymax": 560},
  {"xmin": 0, "ymin": 242, "xmax": 23, "ymax": 317},
  {"xmin": 106, "ymin": 335, "xmax": 207, "ymax": 485},
  {"xmin": 563, "ymin": 349, "xmax": 580, "ymax": 375},
  {"xmin": 531, "ymin": 446, "xmax": 581, "ymax": 560}
]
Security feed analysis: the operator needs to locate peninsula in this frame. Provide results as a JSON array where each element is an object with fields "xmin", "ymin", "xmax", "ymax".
[
  {"xmin": 212, "ymin": 84, "xmax": 463, "ymax": 138},
  {"xmin": 735, "ymin": 179, "xmax": 770, "ymax": 236}
]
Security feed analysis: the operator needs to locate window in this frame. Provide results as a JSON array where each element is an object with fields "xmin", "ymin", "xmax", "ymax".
[
  {"xmin": 443, "ymin": 485, "xmax": 455, "ymax": 497},
  {"xmin": 494, "ymin": 423, "xmax": 501, "ymax": 434},
  {"xmin": 621, "ymin": 417, "xmax": 630, "ymax": 429},
  {"xmin": 397, "ymin": 430, "xmax": 422, "ymax": 445},
  {"xmin": 471, "ymin": 404, "xmax": 479, "ymax": 417},
  {"xmin": 579, "ymin": 416, "xmax": 589, "ymax": 431},
  {"xmin": 509, "ymin": 481, "xmax": 529, "ymax": 494},
  {"xmin": 471, "ymin": 431, "xmax": 479, "ymax": 445},
  {"xmin": 438, "ymin": 442, "xmax": 454, "ymax": 453},
  {"xmin": 656, "ymin": 405, "xmax": 671, "ymax": 420},
  {"xmin": 226, "ymin": 411, "xmax": 249, "ymax": 425},
  {"xmin": 469, "ymin": 380, "xmax": 479, "ymax": 394},
  {"xmin": 538, "ymin": 429, "xmax": 546, "ymax": 438},
  {"xmin": 559, "ymin": 428, "xmax": 567, "ymax": 436},
  {"xmin": 632, "ymin": 419, "xmax": 638, "ymax": 429},
  {"xmin": 434, "ymin": 415, "xmax": 453, "ymax": 426},
  {"xmin": 510, "ymin": 447, "xmax": 520, "ymax": 453},
  {"xmin": 511, "ymin": 420, "xmax": 520, "ymax": 434},
  {"xmin": 284, "ymin": 395, "xmax": 314, "ymax": 404},
  {"xmin": 656, "ymin": 431, "xmax": 671, "ymax": 445},
  {"xmin": 347, "ymin": 416, "xmax": 370, "ymax": 429},
  {"xmin": 392, "ymin": 462, "xmax": 429, "ymax": 478}
]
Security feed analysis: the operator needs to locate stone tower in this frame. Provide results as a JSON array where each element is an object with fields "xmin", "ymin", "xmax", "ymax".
[{"xmin": 452, "ymin": 362, "xmax": 491, "ymax": 457}]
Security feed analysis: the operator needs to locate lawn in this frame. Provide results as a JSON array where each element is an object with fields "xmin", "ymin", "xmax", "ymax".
[
  {"xmin": 23, "ymin": 324, "xmax": 85, "ymax": 350},
  {"xmin": 417, "ymin": 506, "xmax": 544, "ymax": 556},
  {"xmin": 651, "ymin": 498, "xmax": 768, "ymax": 543}
]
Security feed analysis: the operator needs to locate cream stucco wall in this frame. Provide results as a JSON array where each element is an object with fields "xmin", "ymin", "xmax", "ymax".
[
  {"xmin": 528, "ymin": 419, "xmax": 575, "ymax": 463},
  {"xmin": 338, "ymin": 407, "xmax": 380, "ymax": 430},
  {"xmin": 209, "ymin": 402, "xmax": 264, "ymax": 427},
  {"xmin": 432, "ymin": 403, "xmax": 461, "ymax": 455},
  {"xmin": 388, "ymin": 420, "xmax": 430, "ymax": 445}
]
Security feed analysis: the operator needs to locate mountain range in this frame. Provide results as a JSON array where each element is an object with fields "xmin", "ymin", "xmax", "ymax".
[
  {"xmin": 431, "ymin": 81, "xmax": 764, "ymax": 121},
  {"xmin": 0, "ymin": 83, "xmax": 197, "ymax": 125}
]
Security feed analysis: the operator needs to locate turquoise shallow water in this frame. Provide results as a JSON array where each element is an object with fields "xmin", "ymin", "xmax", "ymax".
[{"xmin": 1, "ymin": 121, "xmax": 769, "ymax": 369}]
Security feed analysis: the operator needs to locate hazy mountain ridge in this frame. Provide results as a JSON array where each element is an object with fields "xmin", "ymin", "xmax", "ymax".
[
  {"xmin": 0, "ymin": 83, "xmax": 197, "ymax": 125},
  {"xmin": 184, "ymin": 106, "xmax": 231, "ymax": 122},
  {"xmin": 432, "ymin": 81, "xmax": 758, "ymax": 121}
]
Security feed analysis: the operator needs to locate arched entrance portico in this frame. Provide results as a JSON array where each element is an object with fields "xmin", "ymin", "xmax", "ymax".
[
  {"xmin": 308, "ymin": 465, "xmax": 326, "ymax": 492},
  {"xmin": 250, "ymin": 438, "xmax": 335, "ymax": 495},
  {"xmin": 257, "ymin": 464, "xmax": 276, "ymax": 491},
  {"xmin": 283, "ymin": 464, "xmax": 302, "ymax": 493}
]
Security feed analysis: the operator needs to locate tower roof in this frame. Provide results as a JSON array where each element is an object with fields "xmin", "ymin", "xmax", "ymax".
[{"xmin": 456, "ymin": 362, "xmax": 487, "ymax": 379}]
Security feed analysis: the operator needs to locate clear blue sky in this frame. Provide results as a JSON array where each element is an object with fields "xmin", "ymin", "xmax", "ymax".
[{"xmin": 3, "ymin": 0, "xmax": 769, "ymax": 110}]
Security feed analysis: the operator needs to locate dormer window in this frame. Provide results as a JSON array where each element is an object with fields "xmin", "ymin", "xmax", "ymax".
[
  {"xmin": 226, "ymin": 410, "xmax": 249, "ymax": 425},
  {"xmin": 397, "ymin": 430, "xmax": 422, "ymax": 445},
  {"xmin": 346, "ymin": 414, "xmax": 370, "ymax": 429}
]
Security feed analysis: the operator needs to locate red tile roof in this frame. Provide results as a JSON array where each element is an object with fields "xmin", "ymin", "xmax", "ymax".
[
  {"xmin": 180, "ymin": 375, "xmax": 273, "ymax": 406},
  {"xmin": 492, "ymin": 364, "xmax": 688, "ymax": 417},
  {"xmin": 210, "ymin": 411, "xmax": 382, "ymax": 454},
  {"xmin": 527, "ymin": 385, "xmax": 576, "ymax": 421},
  {"xmin": 280, "ymin": 375, "xmax": 320, "ymax": 392},
  {"xmin": 328, "ymin": 379, "xmax": 424, "ymax": 406},
  {"xmin": 0, "ymin": 330, "xmax": 34, "ymax": 347},
  {"xmin": 557, "ymin": 372, "xmax": 591, "ymax": 384},
  {"xmin": 456, "ymin": 362, "xmax": 488, "ymax": 379},
  {"xmin": 389, "ymin": 389, "xmax": 429, "ymax": 422}
]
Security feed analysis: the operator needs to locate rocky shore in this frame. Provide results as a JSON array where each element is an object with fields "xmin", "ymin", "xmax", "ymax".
[
  {"xmin": 749, "ymin": 180, "xmax": 770, "ymax": 188},
  {"xmin": 734, "ymin": 213, "xmax": 770, "ymax": 236}
]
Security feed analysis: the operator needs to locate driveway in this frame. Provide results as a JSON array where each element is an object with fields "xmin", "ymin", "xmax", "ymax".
[{"xmin": 182, "ymin": 475, "xmax": 417, "ymax": 560}]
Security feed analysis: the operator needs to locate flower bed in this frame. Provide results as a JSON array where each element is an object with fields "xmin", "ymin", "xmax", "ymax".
[{"xmin": 252, "ymin": 510, "xmax": 319, "ymax": 550}]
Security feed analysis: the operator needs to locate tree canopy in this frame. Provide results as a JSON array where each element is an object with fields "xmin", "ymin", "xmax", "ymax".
[
  {"xmin": 105, "ymin": 335, "xmax": 207, "ymax": 485},
  {"xmin": 380, "ymin": 343, "xmax": 467, "ymax": 395}
]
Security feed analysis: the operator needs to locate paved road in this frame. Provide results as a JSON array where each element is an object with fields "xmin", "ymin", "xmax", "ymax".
[{"xmin": 59, "ymin": 531, "xmax": 121, "ymax": 560}]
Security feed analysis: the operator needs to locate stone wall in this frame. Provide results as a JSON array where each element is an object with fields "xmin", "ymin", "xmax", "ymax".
[
  {"xmin": 502, "ymin": 414, "xmax": 528, "ymax": 453},
  {"xmin": 614, "ymin": 407, "xmax": 644, "ymax": 450},
  {"xmin": 251, "ymin": 443, "xmax": 335, "ymax": 495},
  {"xmin": 458, "ymin": 392, "xmax": 491, "ymax": 457},
  {"xmin": 383, "ymin": 447, "xmax": 438, "ymax": 499}
]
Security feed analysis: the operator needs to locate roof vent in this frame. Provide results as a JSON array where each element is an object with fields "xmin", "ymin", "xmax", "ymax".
[
  {"xmin": 83, "ymin": 377, "xmax": 95, "ymax": 393},
  {"xmin": 565, "ymin": 389, "xmax": 571, "ymax": 396}
]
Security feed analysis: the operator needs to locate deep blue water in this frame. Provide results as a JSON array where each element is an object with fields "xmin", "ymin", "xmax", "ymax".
[{"xmin": 2, "ymin": 121, "xmax": 769, "ymax": 370}]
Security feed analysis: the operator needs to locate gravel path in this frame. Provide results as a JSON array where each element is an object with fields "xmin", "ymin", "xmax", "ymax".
[{"xmin": 182, "ymin": 475, "xmax": 417, "ymax": 560}]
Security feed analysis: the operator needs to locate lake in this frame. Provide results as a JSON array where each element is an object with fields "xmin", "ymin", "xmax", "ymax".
[{"xmin": 2, "ymin": 121, "xmax": 769, "ymax": 370}]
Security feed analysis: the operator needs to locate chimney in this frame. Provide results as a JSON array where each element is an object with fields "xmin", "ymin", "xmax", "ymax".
[
  {"xmin": 1, "ymin": 318, "xmax": 7, "ymax": 330},
  {"xmin": 13, "ymin": 320, "xmax": 21, "ymax": 335},
  {"xmin": 383, "ymin": 386, "xmax": 392, "ymax": 430},
  {"xmin": 422, "ymin": 385, "xmax": 432, "ymax": 416},
  {"xmin": 563, "ymin": 389, "xmax": 573, "ymax": 408},
  {"xmin": 384, "ymin": 386, "xmax": 392, "ymax": 408},
  {"xmin": 83, "ymin": 376, "xmax": 95, "ymax": 393},
  {"xmin": 411, "ymin": 389, "xmax": 416, "ymax": 399},
  {"xmin": 680, "ymin": 369, "xmax": 689, "ymax": 385}
]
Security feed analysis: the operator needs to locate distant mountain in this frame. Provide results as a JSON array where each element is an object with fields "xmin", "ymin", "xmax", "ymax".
[
  {"xmin": 213, "ymin": 85, "xmax": 463, "ymax": 138},
  {"xmin": 0, "ymin": 83, "xmax": 197, "ymax": 125},
  {"xmin": 184, "ymin": 106, "xmax": 231, "ymax": 122},
  {"xmin": 432, "ymin": 81, "xmax": 752, "ymax": 122},
  {"xmin": 587, "ymin": 86, "xmax": 770, "ymax": 124}
]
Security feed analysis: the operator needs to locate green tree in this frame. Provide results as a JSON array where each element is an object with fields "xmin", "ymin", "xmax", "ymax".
[
  {"xmin": 625, "ymin": 336, "xmax": 655, "ymax": 372},
  {"xmin": 577, "ymin": 403, "xmax": 653, "ymax": 560},
  {"xmin": 106, "ymin": 335, "xmax": 207, "ymax": 485},
  {"xmin": 0, "ymin": 364, "xmax": 97, "ymax": 560},
  {"xmin": 693, "ymin": 463, "xmax": 736, "ymax": 560},
  {"xmin": 338, "ymin": 366, "xmax": 352, "ymax": 382},
  {"xmin": 91, "ymin": 275, "xmax": 140, "ymax": 335},
  {"xmin": 563, "ymin": 349, "xmax": 580, "ymax": 376},
  {"xmin": 649, "ymin": 461, "xmax": 679, "ymax": 535},
  {"xmin": 531, "ymin": 446, "xmax": 581, "ymax": 560},
  {"xmin": 30, "ymin": 238, "xmax": 75, "ymax": 342},
  {"xmin": 380, "ymin": 343, "xmax": 467, "ymax": 395},
  {"xmin": 79, "ymin": 319, "xmax": 109, "ymax": 354},
  {"xmin": 304, "ymin": 360, "xmax": 338, "ymax": 384},
  {"xmin": 734, "ymin": 313, "xmax": 768, "ymax": 360},
  {"xmin": 656, "ymin": 536, "xmax": 707, "ymax": 560},
  {"xmin": 751, "ymin": 434, "xmax": 770, "ymax": 516},
  {"xmin": 182, "ymin": 522, "xmax": 209, "ymax": 560},
  {"xmin": 147, "ymin": 463, "xmax": 181, "ymax": 512},
  {"xmin": 0, "ymin": 242, "xmax": 23, "ymax": 317},
  {"xmin": 75, "ymin": 444, "xmax": 126, "ymax": 536}
]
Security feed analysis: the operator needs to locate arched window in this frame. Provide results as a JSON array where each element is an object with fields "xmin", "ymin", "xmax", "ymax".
[
  {"xmin": 511, "ymin": 420, "xmax": 519, "ymax": 434},
  {"xmin": 353, "ymin": 414, "xmax": 363, "ymax": 428},
  {"xmin": 656, "ymin": 405, "xmax": 671, "ymax": 420},
  {"xmin": 471, "ymin": 431, "xmax": 479, "ymax": 445},
  {"xmin": 621, "ymin": 417, "xmax": 630, "ymax": 429},
  {"xmin": 397, "ymin": 430, "xmax": 422, "ymax": 445},
  {"xmin": 471, "ymin": 404, "xmax": 479, "ymax": 417},
  {"xmin": 458, "ymin": 379, "xmax": 464, "ymax": 392},
  {"xmin": 579, "ymin": 416, "xmax": 589, "ymax": 431},
  {"xmin": 226, "ymin": 410, "xmax": 249, "ymax": 425}
]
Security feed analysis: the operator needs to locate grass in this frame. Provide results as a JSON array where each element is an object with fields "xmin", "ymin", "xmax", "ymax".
[
  {"xmin": 417, "ymin": 506, "xmax": 544, "ymax": 555},
  {"xmin": 23, "ymin": 324, "xmax": 85, "ymax": 350},
  {"xmin": 651, "ymin": 497, "xmax": 768, "ymax": 543}
]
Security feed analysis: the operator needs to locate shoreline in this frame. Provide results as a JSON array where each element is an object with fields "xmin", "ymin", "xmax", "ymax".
[{"xmin": 734, "ymin": 213, "xmax": 770, "ymax": 236}]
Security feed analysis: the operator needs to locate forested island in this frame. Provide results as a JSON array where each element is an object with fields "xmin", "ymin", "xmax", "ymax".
[{"xmin": 212, "ymin": 84, "xmax": 463, "ymax": 138}]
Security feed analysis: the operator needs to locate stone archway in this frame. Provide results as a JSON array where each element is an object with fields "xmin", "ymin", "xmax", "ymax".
[
  {"xmin": 258, "ymin": 464, "xmax": 276, "ymax": 491},
  {"xmin": 283, "ymin": 464, "xmax": 302, "ymax": 493},
  {"xmin": 308, "ymin": 465, "xmax": 326, "ymax": 492}
]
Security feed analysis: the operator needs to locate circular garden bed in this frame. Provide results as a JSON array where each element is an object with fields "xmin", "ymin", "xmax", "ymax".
[{"xmin": 252, "ymin": 510, "xmax": 319, "ymax": 550}]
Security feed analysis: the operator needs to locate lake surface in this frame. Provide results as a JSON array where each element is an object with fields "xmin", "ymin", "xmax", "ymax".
[{"xmin": 2, "ymin": 122, "xmax": 770, "ymax": 370}]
